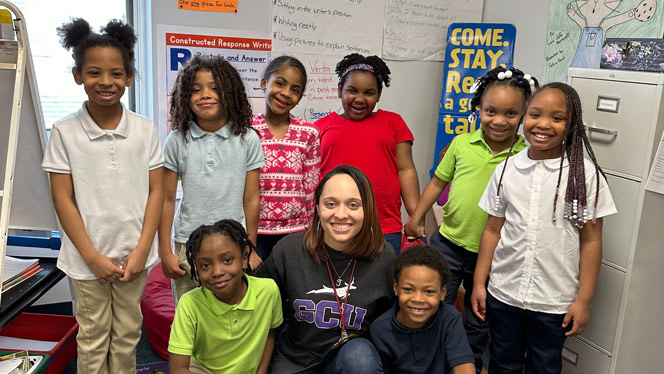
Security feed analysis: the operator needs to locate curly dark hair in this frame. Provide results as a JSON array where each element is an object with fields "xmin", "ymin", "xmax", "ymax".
[
  {"xmin": 335, "ymin": 53, "xmax": 391, "ymax": 93},
  {"xmin": 394, "ymin": 245, "xmax": 450, "ymax": 287},
  {"xmin": 262, "ymin": 55, "xmax": 308, "ymax": 92},
  {"xmin": 169, "ymin": 55, "xmax": 253, "ymax": 139},
  {"xmin": 57, "ymin": 18, "xmax": 136, "ymax": 77},
  {"xmin": 185, "ymin": 219, "xmax": 256, "ymax": 285}
]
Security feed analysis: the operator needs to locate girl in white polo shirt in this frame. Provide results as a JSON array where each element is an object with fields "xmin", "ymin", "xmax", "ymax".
[
  {"xmin": 471, "ymin": 82, "xmax": 617, "ymax": 374},
  {"xmin": 42, "ymin": 18, "xmax": 164, "ymax": 374}
]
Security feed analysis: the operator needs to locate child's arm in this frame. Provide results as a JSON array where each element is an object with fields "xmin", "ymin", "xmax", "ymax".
[
  {"xmin": 404, "ymin": 175, "xmax": 448, "ymax": 238},
  {"xmin": 471, "ymin": 215, "xmax": 505, "ymax": 321},
  {"xmin": 158, "ymin": 168, "xmax": 186, "ymax": 279},
  {"xmin": 256, "ymin": 329, "xmax": 276, "ymax": 374},
  {"xmin": 303, "ymin": 133, "xmax": 321, "ymax": 222},
  {"xmin": 169, "ymin": 353, "xmax": 193, "ymax": 374},
  {"xmin": 396, "ymin": 141, "xmax": 420, "ymax": 220},
  {"xmin": 244, "ymin": 168, "xmax": 262, "ymax": 270},
  {"xmin": 453, "ymin": 363, "xmax": 476, "ymax": 374},
  {"xmin": 563, "ymin": 218, "xmax": 603, "ymax": 336},
  {"xmin": 49, "ymin": 173, "xmax": 124, "ymax": 282},
  {"xmin": 121, "ymin": 167, "xmax": 164, "ymax": 281}
]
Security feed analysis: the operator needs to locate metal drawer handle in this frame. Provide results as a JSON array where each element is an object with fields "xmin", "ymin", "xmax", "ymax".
[{"xmin": 584, "ymin": 125, "xmax": 619, "ymax": 136}]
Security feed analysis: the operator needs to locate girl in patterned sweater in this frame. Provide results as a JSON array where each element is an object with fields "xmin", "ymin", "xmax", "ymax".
[{"xmin": 252, "ymin": 56, "xmax": 320, "ymax": 259}]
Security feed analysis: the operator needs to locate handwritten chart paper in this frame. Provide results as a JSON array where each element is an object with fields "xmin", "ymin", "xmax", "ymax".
[
  {"xmin": 383, "ymin": 0, "xmax": 482, "ymax": 61},
  {"xmin": 271, "ymin": 52, "xmax": 342, "ymax": 123},
  {"xmin": 271, "ymin": 0, "xmax": 384, "ymax": 56},
  {"xmin": 178, "ymin": 0, "xmax": 238, "ymax": 13},
  {"xmin": 645, "ymin": 131, "xmax": 664, "ymax": 195}
]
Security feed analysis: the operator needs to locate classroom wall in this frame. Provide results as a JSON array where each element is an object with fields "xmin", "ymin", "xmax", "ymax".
[{"xmin": 481, "ymin": 0, "xmax": 550, "ymax": 82}]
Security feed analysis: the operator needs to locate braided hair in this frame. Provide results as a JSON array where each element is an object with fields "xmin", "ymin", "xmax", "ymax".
[
  {"xmin": 335, "ymin": 53, "xmax": 391, "ymax": 93},
  {"xmin": 185, "ymin": 219, "xmax": 256, "ymax": 285},
  {"xmin": 542, "ymin": 82, "xmax": 606, "ymax": 228},
  {"xmin": 169, "ymin": 55, "xmax": 253, "ymax": 140},
  {"xmin": 57, "ymin": 18, "xmax": 137, "ymax": 77},
  {"xmin": 471, "ymin": 66, "xmax": 540, "ymax": 204}
]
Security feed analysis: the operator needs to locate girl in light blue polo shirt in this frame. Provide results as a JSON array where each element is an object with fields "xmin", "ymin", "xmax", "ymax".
[{"xmin": 158, "ymin": 55, "xmax": 265, "ymax": 302}]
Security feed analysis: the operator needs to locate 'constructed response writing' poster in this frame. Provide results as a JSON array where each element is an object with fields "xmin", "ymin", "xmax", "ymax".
[{"xmin": 156, "ymin": 24, "xmax": 271, "ymax": 141}]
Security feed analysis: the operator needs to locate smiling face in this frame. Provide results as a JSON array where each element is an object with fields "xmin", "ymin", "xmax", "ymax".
[
  {"xmin": 394, "ymin": 265, "xmax": 445, "ymax": 329},
  {"xmin": 262, "ymin": 65, "xmax": 305, "ymax": 118},
  {"xmin": 189, "ymin": 69, "xmax": 227, "ymax": 131},
  {"xmin": 524, "ymin": 87, "xmax": 568, "ymax": 160},
  {"xmin": 195, "ymin": 233, "xmax": 248, "ymax": 305},
  {"xmin": 73, "ymin": 46, "xmax": 132, "ymax": 115},
  {"xmin": 339, "ymin": 70, "xmax": 381, "ymax": 121},
  {"xmin": 318, "ymin": 174, "xmax": 365, "ymax": 252},
  {"xmin": 478, "ymin": 85, "xmax": 526, "ymax": 153}
]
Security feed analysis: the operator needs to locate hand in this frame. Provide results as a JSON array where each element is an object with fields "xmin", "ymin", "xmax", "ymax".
[
  {"xmin": 404, "ymin": 217, "xmax": 425, "ymax": 239},
  {"xmin": 161, "ymin": 252, "xmax": 186, "ymax": 279},
  {"xmin": 120, "ymin": 248, "xmax": 148, "ymax": 282},
  {"xmin": 563, "ymin": 300, "xmax": 591, "ymax": 336},
  {"xmin": 470, "ymin": 285, "xmax": 487, "ymax": 321},
  {"xmin": 248, "ymin": 250, "xmax": 263, "ymax": 271},
  {"xmin": 88, "ymin": 253, "xmax": 125, "ymax": 284},
  {"xmin": 567, "ymin": 3, "xmax": 574, "ymax": 16}
]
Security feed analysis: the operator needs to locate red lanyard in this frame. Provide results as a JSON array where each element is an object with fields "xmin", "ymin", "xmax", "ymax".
[{"xmin": 325, "ymin": 258, "xmax": 357, "ymax": 335}]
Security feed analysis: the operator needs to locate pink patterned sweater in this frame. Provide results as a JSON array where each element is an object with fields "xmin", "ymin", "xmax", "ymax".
[{"xmin": 251, "ymin": 113, "xmax": 321, "ymax": 235}]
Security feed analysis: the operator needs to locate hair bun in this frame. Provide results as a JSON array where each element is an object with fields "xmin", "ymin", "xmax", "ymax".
[
  {"xmin": 57, "ymin": 18, "xmax": 92, "ymax": 50},
  {"xmin": 101, "ymin": 19, "xmax": 137, "ymax": 51}
]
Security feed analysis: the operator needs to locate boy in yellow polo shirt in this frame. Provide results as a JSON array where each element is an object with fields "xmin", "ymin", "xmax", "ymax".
[
  {"xmin": 168, "ymin": 220, "xmax": 282, "ymax": 374},
  {"xmin": 405, "ymin": 67, "xmax": 537, "ymax": 373}
]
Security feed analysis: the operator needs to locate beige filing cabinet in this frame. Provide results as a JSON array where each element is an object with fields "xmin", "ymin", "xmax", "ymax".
[{"xmin": 563, "ymin": 68, "xmax": 664, "ymax": 373}]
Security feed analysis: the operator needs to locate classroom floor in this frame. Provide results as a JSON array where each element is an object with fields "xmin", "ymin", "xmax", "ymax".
[{"xmin": 61, "ymin": 326, "xmax": 163, "ymax": 373}]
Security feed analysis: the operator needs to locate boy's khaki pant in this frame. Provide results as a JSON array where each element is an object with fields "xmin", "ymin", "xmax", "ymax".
[
  {"xmin": 190, "ymin": 362, "xmax": 214, "ymax": 374},
  {"xmin": 173, "ymin": 242, "xmax": 198, "ymax": 303},
  {"xmin": 70, "ymin": 270, "xmax": 147, "ymax": 374}
]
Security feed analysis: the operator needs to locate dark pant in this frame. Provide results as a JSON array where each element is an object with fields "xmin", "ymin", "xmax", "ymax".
[
  {"xmin": 383, "ymin": 232, "xmax": 402, "ymax": 255},
  {"xmin": 486, "ymin": 293, "xmax": 570, "ymax": 374},
  {"xmin": 256, "ymin": 233, "xmax": 288, "ymax": 260},
  {"xmin": 297, "ymin": 338, "xmax": 383, "ymax": 374},
  {"xmin": 431, "ymin": 231, "xmax": 488, "ymax": 374}
]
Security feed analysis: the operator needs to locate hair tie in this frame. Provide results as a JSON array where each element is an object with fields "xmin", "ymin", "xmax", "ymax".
[{"xmin": 341, "ymin": 63, "xmax": 381, "ymax": 82}]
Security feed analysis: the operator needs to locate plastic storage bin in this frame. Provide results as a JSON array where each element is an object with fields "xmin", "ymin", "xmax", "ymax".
[{"xmin": 0, "ymin": 313, "xmax": 77, "ymax": 374}]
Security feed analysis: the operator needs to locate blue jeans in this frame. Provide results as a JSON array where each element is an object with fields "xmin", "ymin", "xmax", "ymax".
[
  {"xmin": 298, "ymin": 338, "xmax": 383, "ymax": 374},
  {"xmin": 383, "ymin": 232, "xmax": 402, "ymax": 255},
  {"xmin": 487, "ymin": 293, "xmax": 570, "ymax": 374}
]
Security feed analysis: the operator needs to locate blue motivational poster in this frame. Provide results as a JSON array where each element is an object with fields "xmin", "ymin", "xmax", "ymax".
[{"xmin": 433, "ymin": 23, "xmax": 516, "ymax": 169}]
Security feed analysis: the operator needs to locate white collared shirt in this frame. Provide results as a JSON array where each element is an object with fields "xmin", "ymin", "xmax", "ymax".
[
  {"xmin": 42, "ymin": 102, "xmax": 164, "ymax": 280},
  {"xmin": 479, "ymin": 148, "xmax": 617, "ymax": 313}
]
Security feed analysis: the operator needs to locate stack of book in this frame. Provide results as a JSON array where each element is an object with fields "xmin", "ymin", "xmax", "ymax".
[{"xmin": 1, "ymin": 257, "xmax": 42, "ymax": 293}]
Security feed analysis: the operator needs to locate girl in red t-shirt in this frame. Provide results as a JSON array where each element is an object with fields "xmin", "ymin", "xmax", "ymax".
[{"xmin": 316, "ymin": 53, "xmax": 419, "ymax": 254}]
